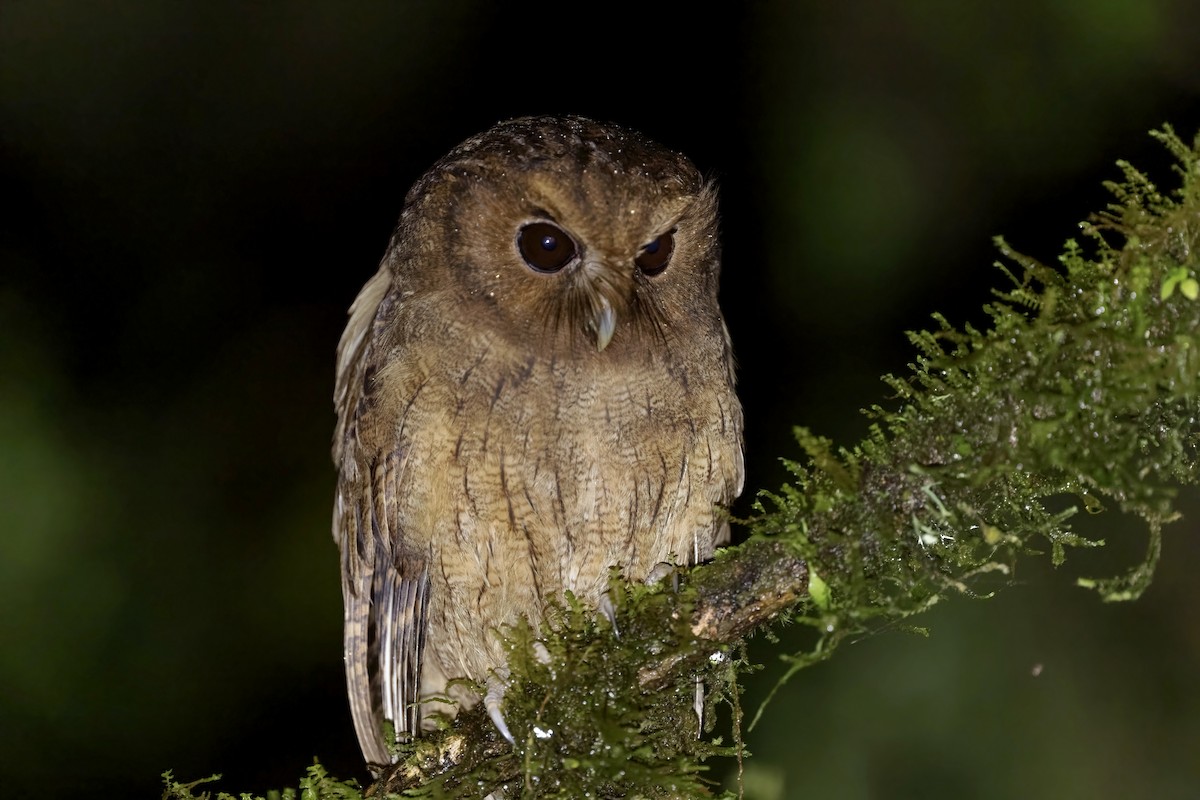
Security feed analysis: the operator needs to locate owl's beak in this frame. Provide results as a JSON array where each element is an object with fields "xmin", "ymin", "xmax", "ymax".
[
  {"xmin": 592, "ymin": 295, "xmax": 617, "ymax": 351},
  {"xmin": 576, "ymin": 258, "xmax": 629, "ymax": 351}
]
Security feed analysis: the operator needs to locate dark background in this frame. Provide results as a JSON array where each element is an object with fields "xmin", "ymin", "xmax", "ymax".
[{"xmin": 2, "ymin": 3, "xmax": 1199, "ymax": 798}]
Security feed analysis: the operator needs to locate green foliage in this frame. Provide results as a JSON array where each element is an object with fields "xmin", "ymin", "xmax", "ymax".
[
  {"xmin": 161, "ymin": 761, "xmax": 364, "ymax": 800},
  {"xmin": 169, "ymin": 126, "xmax": 1199, "ymax": 797},
  {"xmin": 750, "ymin": 125, "xmax": 1200, "ymax": 707},
  {"xmin": 379, "ymin": 574, "xmax": 745, "ymax": 799}
]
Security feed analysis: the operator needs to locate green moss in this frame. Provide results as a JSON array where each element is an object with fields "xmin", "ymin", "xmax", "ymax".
[
  {"xmin": 375, "ymin": 574, "xmax": 744, "ymax": 798},
  {"xmin": 160, "ymin": 762, "xmax": 365, "ymax": 800},
  {"xmin": 749, "ymin": 125, "xmax": 1200, "ymax": 713}
]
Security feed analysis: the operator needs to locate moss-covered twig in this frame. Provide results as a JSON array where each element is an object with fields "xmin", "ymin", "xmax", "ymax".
[{"xmin": 370, "ymin": 539, "xmax": 808, "ymax": 798}]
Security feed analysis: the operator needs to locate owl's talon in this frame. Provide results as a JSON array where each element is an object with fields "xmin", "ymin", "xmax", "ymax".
[
  {"xmin": 485, "ymin": 676, "xmax": 515, "ymax": 745},
  {"xmin": 645, "ymin": 561, "xmax": 678, "ymax": 588},
  {"xmin": 597, "ymin": 590, "xmax": 620, "ymax": 638}
]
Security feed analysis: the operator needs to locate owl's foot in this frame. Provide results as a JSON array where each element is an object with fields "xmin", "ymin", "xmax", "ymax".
[
  {"xmin": 484, "ymin": 642, "xmax": 554, "ymax": 747},
  {"xmin": 485, "ymin": 674, "xmax": 515, "ymax": 745},
  {"xmin": 645, "ymin": 561, "xmax": 680, "ymax": 589}
]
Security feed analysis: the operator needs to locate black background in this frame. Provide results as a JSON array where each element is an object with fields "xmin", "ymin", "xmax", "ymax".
[{"xmin": 3, "ymin": 3, "xmax": 1199, "ymax": 797}]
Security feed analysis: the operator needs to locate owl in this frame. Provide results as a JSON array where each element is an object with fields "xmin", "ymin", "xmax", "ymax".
[{"xmin": 332, "ymin": 115, "xmax": 744, "ymax": 767}]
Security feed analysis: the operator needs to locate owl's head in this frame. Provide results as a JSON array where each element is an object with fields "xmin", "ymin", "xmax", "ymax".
[{"xmin": 389, "ymin": 116, "xmax": 724, "ymax": 356}]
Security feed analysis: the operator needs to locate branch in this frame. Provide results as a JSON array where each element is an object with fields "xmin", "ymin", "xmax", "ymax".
[{"xmin": 371, "ymin": 539, "xmax": 808, "ymax": 797}]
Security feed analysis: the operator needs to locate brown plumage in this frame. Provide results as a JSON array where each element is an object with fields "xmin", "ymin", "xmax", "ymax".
[{"xmin": 332, "ymin": 115, "xmax": 744, "ymax": 767}]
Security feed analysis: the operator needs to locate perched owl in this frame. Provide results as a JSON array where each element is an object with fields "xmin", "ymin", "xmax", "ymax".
[{"xmin": 332, "ymin": 115, "xmax": 744, "ymax": 767}]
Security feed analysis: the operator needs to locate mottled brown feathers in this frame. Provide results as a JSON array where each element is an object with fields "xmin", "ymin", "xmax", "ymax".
[{"xmin": 332, "ymin": 115, "xmax": 743, "ymax": 767}]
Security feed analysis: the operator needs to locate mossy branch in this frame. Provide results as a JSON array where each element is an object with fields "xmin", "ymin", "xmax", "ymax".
[{"xmin": 165, "ymin": 127, "xmax": 1200, "ymax": 799}]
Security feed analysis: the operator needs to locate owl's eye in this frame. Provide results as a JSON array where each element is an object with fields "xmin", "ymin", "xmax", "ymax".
[
  {"xmin": 635, "ymin": 231, "xmax": 674, "ymax": 276},
  {"xmin": 518, "ymin": 222, "xmax": 577, "ymax": 273}
]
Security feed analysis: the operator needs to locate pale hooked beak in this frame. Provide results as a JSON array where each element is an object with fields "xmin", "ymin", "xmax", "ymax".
[
  {"xmin": 576, "ymin": 257, "xmax": 630, "ymax": 352},
  {"xmin": 592, "ymin": 295, "xmax": 617, "ymax": 351}
]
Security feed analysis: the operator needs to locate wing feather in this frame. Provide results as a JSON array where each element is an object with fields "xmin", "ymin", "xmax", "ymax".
[{"xmin": 332, "ymin": 262, "xmax": 430, "ymax": 766}]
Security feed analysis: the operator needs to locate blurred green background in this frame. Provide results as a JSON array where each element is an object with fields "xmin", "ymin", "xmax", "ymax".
[{"xmin": 2, "ymin": 2, "xmax": 1198, "ymax": 797}]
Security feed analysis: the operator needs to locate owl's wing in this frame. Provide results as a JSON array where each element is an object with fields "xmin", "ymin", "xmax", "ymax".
[{"xmin": 333, "ymin": 263, "xmax": 430, "ymax": 766}]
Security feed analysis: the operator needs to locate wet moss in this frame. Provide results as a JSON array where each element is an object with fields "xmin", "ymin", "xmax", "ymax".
[{"xmin": 749, "ymin": 125, "xmax": 1200, "ymax": 709}]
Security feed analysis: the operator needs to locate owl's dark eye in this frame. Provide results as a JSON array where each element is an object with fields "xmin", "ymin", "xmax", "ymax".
[
  {"xmin": 518, "ymin": 222, "xmax": 577, "ymax": 273},
  {"xmin": 635, "ymin": 231, "xmax": 674, "ymax": 276}
]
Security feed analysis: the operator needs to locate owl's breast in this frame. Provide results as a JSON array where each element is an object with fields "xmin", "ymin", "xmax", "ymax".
[
  {"xmin": 380, "ymin": 331, "xmax": 739, "ymax": 671},
  {"xmin": 377, "ymin": 327, "xmax": 742, "ymax": 686}
]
